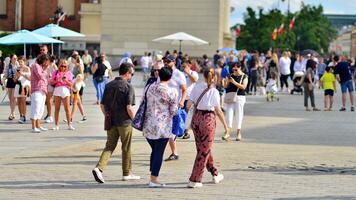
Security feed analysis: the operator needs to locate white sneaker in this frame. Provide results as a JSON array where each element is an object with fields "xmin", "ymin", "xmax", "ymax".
[
  {"xmin": 92, "ymin": 168, "xmax": 105, "ymax": 183},
  {"xmin": 213, "ymin": 173, "xmax": 224, "ymax": 184},
  {"xmin": 68, "ymin": 125, "xmax": 75, "ymax": 130},
  {"xmin": 32, "ymin": 128, "xmax": 41, "ymax": 133},
  {"xmin": 187, "ymin": 181, "xmax": 203, "ymax": 188},
  {"xmin": 148, "ymin": 181, "xmax": 166, "ymax": 188},
  {"xmin": 52, "ymin": 126, "xmax": 59, "ymax": 131},
  {"xmin": 122, "ymin": 174, "xmax": 141, "ymax": 181},
  {"xmin": 39, "ymin": 126, "xmax": 48, "ymax": 131},
  {"xmin": 18, "ymin": 117, "xmax": 25, "ymax": 124},
  {"xmin": 45, "ymin": 116, "xmax": 53, "ymax": 123}
]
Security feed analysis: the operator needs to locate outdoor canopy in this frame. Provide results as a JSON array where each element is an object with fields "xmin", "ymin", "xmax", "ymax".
[
  {"xmin": 0, "ymin": 29, "xmax": 64, "ymax": 57},
  {"xmin": 32, "ymin": 24, "xmax": 85, "ymax": 38},
  {"xmin": 32, "ymin": 23, "xmax": 85, "ymax": 55},
  {"xmin": 152, "ymin": 32, "xmax": 209, "ymax": 52}
]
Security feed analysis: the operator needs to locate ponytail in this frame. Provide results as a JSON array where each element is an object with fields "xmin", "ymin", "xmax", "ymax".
[{"xmin": 203, "ymin": 67, "xmax": 215, "ymax": 87}]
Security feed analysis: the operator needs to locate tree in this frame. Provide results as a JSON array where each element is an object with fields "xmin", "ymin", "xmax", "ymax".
[
  {"xmin": 234, "ymin": 3, "xmax": 337, "ymax": 54},
  {"xmin": 0, "ymin": 33, "xmax": 23, "ymax": 57}
]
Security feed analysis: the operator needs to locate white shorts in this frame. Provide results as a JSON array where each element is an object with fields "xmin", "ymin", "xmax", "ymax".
[
  {"xmin": 53, "ymin": 86, "xmax": 71, "ymax": 98},
  {"xmin": 30, "ymin": 91, "xmax": 46, "ymax": 120}
]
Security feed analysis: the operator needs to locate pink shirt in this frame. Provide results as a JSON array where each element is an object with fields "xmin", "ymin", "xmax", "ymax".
[
  {"xmin": 31, "ymin": 63, "xmax": 48, "ymax": 94},
  {"xmin": 51, "ymin": 70, "xmax": 73, "ymax": 89}
]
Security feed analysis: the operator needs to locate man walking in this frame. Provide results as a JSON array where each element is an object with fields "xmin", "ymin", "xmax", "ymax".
[
  {"xmin": 333, "ymin": 55, "xmax": 355, "ymax": 111},
  {"xmin": 92, "ymin": 63, "xmax": 140, "ymax": 183},
  {"xmin": 164, "ymin": 55, "xmax": 187, "ymax": 161}
]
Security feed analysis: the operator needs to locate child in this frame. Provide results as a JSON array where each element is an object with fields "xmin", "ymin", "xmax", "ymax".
[
  {"xmin": 320, "ymin": 66, "xmax": 336, "ymax": 111},
  {"xmin": 266, "ymin": 71, "xmax": 278, "ymax": 101},
  {"xmin": 71, "ymin": 74, "xmax": 87, "ymax": 122}
]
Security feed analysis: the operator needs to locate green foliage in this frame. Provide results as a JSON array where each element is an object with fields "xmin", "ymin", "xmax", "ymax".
[
  {"xmin": 234, "ymin": 3, "xmax": 337, "ymax": 54},
  {"xmin": 0, "ymin": 32, "xmax": 23, "ymax": 57}
]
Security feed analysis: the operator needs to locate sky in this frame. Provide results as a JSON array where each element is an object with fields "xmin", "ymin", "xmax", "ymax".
[{"xmin": 230, "ymin": 0, "xmax": 356, "ymax": 26}]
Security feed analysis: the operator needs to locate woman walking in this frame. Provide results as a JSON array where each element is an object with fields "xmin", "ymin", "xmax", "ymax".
[
  {"xmin": 186, "ymin": 67, "xmax": 229, "ymax": 188},
  {"xmin": 91, "ymin": 54, "xmax": 107, "ymax": 105},
  {"xmin": 143, "ymin": 67, "xmax": 178, "ymax": 188},
  {"xmin": 222, "ymin": 62, "xmax": 248, "ymax": 141},
  {"xmin": 3, "ymin": 54, "xmax": 19, "ymax": 120},
  {"xmin": 30, "ymin": 54, "xmax": 51, "ymax": 133},
  {"xmin": 50, "ymin": 59, "xmax": 74, "ymax": 130},
  {"xmin": 14, "ymin": 56, "xmax": 31, "ymax": 124}
]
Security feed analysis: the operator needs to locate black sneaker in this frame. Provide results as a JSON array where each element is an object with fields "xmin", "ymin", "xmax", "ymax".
[
  {"xmin": 165, "ymin": 154, "xmax": 179, "ymax": 161},
  {"xmin": 351, "ymin": 107, "xmax": 355, "ymax": 112},
  {"xmin": 182, "ymin": 130, "xmax": 190, "ymax": 139},
  {"xmin": 339, "ymin": 107, "xmax": 346, "ymax": 111}
]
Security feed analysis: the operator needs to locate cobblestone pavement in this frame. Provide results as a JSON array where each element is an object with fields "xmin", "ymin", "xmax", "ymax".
[{"xmin": 0, "ymin": 73, "xmax": 356, "ymax": 200}]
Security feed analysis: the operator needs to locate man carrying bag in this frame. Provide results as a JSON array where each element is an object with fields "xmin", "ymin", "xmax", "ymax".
[{"xmin": 92, "ymin": 63, "xmax": 140, "ymax": 183}]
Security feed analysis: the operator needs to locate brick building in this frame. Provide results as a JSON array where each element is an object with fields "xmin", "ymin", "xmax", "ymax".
[{"xmin": 0, "ymin": 0, "xmax": 91, "ymax": 32}]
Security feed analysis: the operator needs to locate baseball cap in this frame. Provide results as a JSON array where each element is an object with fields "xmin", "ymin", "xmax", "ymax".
[{"xmin": 164, "ymin": 54, "xmax": 176, "ymax": 62}]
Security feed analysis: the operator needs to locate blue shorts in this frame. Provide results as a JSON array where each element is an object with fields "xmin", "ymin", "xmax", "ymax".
[{"xmin": 340, "ymin": 80, "xmax": 354, "ymax": 93}]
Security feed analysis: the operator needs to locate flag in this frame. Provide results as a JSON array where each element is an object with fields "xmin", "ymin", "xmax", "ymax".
[
  {"xmin": 272, "ymin": 28, "xmax": 277, "ymax": 41},
  {"xmin": 278, "ymin": 23, "xmax": 284, "ymax": 36},
  {"xmin": 235, "ymin": 25, "xmax": 241, "ymax": 38},
  {"xmin": 289, "ymin": 16, "xmax": 295, "ymax": 31}
]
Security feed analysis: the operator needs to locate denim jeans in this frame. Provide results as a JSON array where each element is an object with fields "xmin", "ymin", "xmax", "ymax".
[{"xmin": 93, "ymin": 77, "xmax": 108, "ymax": 102}]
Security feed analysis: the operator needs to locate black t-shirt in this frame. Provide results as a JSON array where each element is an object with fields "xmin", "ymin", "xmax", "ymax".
[
  {"xmin": 93, "ymin": 63, "xmax": 107, "ymax": 78},
  {"xmin": 225, "ymin": 74, "xmax": 247, "ymax": 96},
  {"xmin": 101, "ymin": 77, "xmax": 135, "ymax": 127},
  {"xmin": 334, "ymin": 61, "xmax": 352, "ymax": 83}
]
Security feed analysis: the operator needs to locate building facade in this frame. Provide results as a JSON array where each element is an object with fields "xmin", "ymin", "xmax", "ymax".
[
  {"xmin": 0, "ymin": 0, "xmax": 91, "ymax": 33},
  {"xmin": 100, "ymin": 0, "xmax": 232, "ymax": 58}
]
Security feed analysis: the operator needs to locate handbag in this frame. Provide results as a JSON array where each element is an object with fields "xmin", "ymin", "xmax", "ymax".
[
  {"xmin": 104, "ymin": 87, "xmax": 118, "ymax": 131},
  {"xmin": 95, "ymin": 76, "xmax": 104, "ymax": 83},
  {"xmin": 172, "ymin": 108, "xmax": 187, "ymax": 137},
  {"xmin": 132, "ymin": 83, "xmax": 152, "ymax": 131},
  {"xmin": 224, "ymin": 75, "xmax": 245, "ymax": 104}
]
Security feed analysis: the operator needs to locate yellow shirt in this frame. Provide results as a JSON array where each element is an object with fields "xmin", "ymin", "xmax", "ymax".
[{"xmin": 320, "ymin": 72, "xmax": 335, "ymax": 90}]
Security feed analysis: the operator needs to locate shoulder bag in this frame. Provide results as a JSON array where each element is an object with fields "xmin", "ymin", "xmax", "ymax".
[
  {"xmin": 104, "ymin": 86, "xmax": 118, "ymax": 131},
  {"xmin": 132, "ymin": 83, "xmax": 153, "ymax": 131},
  {"xmin": 193, "ymin": 86, "xmax": 211, "ymax": 114},
  {"xmin": 224, "ymin": 75, "xmax": 245, "ymax": 104}
]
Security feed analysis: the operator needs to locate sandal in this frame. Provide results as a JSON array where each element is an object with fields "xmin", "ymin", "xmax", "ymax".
[
  {"xmin": 8, "ymin": 115, "xmax": 14, "ymax": 120},
  {"xmin": 313, "ymin": 108, "xmax": 320, "ymax": 111},
  {"xmin": 222, "ymin": 134, "xmax": 231, "ymax": 141}
]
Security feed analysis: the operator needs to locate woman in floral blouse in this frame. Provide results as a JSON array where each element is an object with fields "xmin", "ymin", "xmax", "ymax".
[{"xmin": 142, "ymin": 66, "xmax": 178, "ymax": 188}]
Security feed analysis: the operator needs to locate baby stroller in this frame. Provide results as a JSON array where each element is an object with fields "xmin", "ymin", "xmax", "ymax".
[
  {"xmin": 266, "ymin": 79, "xmax": 279, "ymax": 102},
  {"xmin": 290, "ymin": 71, "xmax": 305, "ymax": 95}
]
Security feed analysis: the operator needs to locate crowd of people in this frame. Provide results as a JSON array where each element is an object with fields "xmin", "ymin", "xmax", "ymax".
[{"xmin": 0, "ymin": 46, "xmax": 355, "ymax": 188}]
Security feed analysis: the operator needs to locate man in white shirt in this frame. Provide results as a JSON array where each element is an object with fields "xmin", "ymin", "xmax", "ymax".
[
  {"xmin": 164, "ymin": 55, "xmax": 187, "ymax": 161},
  {"xmin": 140, "ymin": 52, "xmax": 152, "ymax": 83},
  {"xmin": 181, "ymin": 60, "xmax": 199, "ymax": 139}
]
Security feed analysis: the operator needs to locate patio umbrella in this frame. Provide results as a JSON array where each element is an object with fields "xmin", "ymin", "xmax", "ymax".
[
  {"xmin": 0, "ymin": 30, "xmax": 64, "ymax": 57},
  {"xmin": 32, "ymin": 24, "xmax": 85, "ymax": 54},
  {"xmin": 300, "ymin": 49, "xmax": 319, "ymax": 57},
  {"xmin": 152, "ymin": 32, "xmax": 208, "ymax": 52},
  {"xmin": 219, "ymin": 47, "xmax": 239, "ymax": 55}
]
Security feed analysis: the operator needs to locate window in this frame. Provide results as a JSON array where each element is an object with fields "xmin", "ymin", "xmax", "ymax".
[
  {"xmin": 58, "ymin": 0, "xmax": 74, "ymax": 16},
  {"xmin": 0, "ymin": 0, "xmax": 6, "ymax": 15}
]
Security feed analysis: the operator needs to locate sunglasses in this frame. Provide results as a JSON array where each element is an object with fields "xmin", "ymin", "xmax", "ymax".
[
  {"xmin": 59, "ymin": 65, "xmax": 67, "ymax": 68},
  {"xmin": 153, "ymin": 69, "xmax": 160, "ymax": 72}
]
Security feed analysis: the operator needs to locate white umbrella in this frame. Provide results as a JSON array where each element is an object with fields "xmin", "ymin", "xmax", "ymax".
[{"xmin": 152, "ymin": 32, "xmax": 209, "ymax": 52}]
